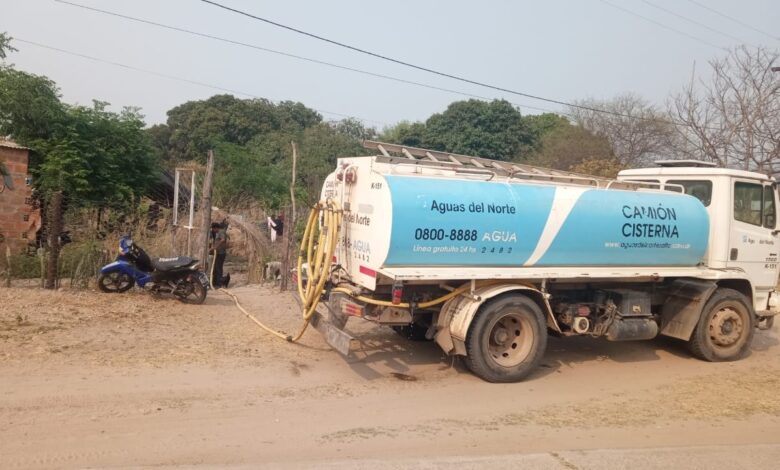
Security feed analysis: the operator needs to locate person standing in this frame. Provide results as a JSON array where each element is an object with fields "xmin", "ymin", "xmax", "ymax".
[
  {"xmin": 267, "ymin": 216, "xmax": 277, "ymax": 242},
  {"xmin": 273, "ymin": 214, "xmax": 284, "ymax": 239},
  {"xmin": 210, "ymin": 222, "xmax": 228, "ymax": 288}
]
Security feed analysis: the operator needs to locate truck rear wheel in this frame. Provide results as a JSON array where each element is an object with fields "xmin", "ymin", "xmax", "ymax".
[
  {"xmin": 688, "ymin": 288, "xmax": 754, "ymax": 362},
  {"xmin": 464, "ymin": 294, "xmax": 547, "ymax": 383}
]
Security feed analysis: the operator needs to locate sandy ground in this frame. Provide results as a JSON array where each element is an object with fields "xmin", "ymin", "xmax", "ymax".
[{"xmin": 2, "ymin": 284, "xmax": 780, "ymax": 468}]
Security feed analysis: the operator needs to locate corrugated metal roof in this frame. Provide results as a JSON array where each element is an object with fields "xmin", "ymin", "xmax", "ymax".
[{"xmin": 0, "ymin": 140, "xmax": 29, "ymax": 150}]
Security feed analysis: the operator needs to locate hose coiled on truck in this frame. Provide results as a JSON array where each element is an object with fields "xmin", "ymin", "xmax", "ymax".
[{"xmin": 293, "ymin": 199, "xmax": 343, "ymax": 342}]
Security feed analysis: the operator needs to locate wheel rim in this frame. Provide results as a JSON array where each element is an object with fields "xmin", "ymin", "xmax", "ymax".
[
  {"xmin": 709, "ymin": 306, "xmax": 744, "ymax": 347},
  {"xmin": 101, "ymin": 272, "xmax": 131, "ymax": 291},
  {"xmin": 485, "ymin": 311, "xmax": 534, "ymax": 367},
  {"xmin": 177, "ymin": 282, "xmax": 195, "ymax": 298},
  {"xmin": 176, "ymin": 280, "xmax": 203, "ymax": 302}
]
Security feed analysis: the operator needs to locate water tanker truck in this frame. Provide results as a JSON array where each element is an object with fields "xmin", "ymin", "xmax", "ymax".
[{"xmin": 307, "ymin": 140, "xmax": 779, "ymax": 382}]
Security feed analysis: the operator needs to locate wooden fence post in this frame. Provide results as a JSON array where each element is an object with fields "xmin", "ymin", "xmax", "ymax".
[
  {"xmin": 198, "ymin": 150, "xmax": 215, "ymax": 276},
  {"xmin": 45, "ymin": 191, "xmax": 63, "ymax": 289},
  {"xmin": 280, "ymin": 142, "xmax": 298, "ymax": 291}
]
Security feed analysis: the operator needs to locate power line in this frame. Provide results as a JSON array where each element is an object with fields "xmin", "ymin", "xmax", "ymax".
[
  {"xmin": 52, "ymin": 0, "xmax": 719, "ymax": 131},
  {"xmin": 52, "ymin": 0, "xmax": 562, "ymax": 116},
  {"xmin": 639, "ymin": 0, "xmax": 752, "ymax": 45},
  {"xmin": 12, "ymin": 37, "xmax": 388, "ymax": 127},
  {"xmin": 196, "ymin": 0, "xmax": 665, "ymax": 122},
  {"xmin": 599, "ymin": 0, "xmax": 727, "ymax": 51},
  {"xmin": 686, "ymin": 0, "xmax": 780, "ymax": 43}
]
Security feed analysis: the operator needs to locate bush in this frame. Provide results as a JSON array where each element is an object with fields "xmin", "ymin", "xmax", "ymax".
[
  {"xmin": 8, "ymin": 252, "xmax": 42, "ymax": 279},
  {"xmin": 5, "ymin": 239, "xmax": 110, "ymax": 286}
]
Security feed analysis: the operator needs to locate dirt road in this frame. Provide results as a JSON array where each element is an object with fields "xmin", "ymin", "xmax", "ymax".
[{"xmin": 2, "ymin": 285, "xmax": 780, "ymax": 468}]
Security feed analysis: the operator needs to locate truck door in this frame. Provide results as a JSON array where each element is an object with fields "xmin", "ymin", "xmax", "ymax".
[{"xmin": 727, "ymin": 179, "xmax": 779, "ymax": 292}]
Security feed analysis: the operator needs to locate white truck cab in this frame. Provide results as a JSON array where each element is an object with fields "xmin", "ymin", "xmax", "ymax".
[{"xmin": 619, "ymin": 161, "xmax": 780, "ymax": 317}]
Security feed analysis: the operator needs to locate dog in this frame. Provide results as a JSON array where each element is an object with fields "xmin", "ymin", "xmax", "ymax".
[{"xmin": 263, "ymin": 261, "xmax": 282, "ymax": 284}]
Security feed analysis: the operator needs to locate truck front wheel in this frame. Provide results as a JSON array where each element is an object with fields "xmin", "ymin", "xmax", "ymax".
[
  {"xmin": 464, "ymin": 294, "xmax": 547, "ymax": 383},
  {"xmin": 688, "ymin": 288, "xmax": 755, "ymax": 362}
]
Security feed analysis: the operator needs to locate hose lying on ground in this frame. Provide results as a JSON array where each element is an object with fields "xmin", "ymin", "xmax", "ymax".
[
  {"xmin": 220, "ymin": 200, "xmax": 534, "ymax": 343},
  {"xmin": 218, "ymin": 200, "xmax": 342, "ymax": 342}
]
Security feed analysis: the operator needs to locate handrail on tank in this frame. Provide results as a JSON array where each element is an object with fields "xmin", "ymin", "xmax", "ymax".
[
  {"xmin": 454, "ymin": 168, "xmax": 497, "ymax": 181},
  {"xmin": 617, "ymin": 179, "xmax": 686, "ymax": 193},
  {"xmin": 363, "ymin": 140, "xmax": 620, "ymax": 189},
  {"xmin": 389, "ymin": 160, "xmax": 497, "ymax": 181},
  {"xmin": 508, "ymin": 172, "xmax": 601, "ymax": 188}
]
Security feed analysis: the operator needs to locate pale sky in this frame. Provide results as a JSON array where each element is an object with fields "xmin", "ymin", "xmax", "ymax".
[{"xmin": 2, "ymin": 0, "xmax": 779, "ymax": 129}]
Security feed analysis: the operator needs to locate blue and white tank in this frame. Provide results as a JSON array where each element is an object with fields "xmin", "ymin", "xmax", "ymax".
[
  {"xmin": 381, "ymin": 175, "xmax": 708, "ymax": 267},
  {"xmin": 327, "ymin": 163, "xmax": 710, "ymax": 275}
]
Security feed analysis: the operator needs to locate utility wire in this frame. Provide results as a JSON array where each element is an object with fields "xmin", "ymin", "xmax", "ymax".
[
  {"xmin": 599, "ymin": 0, "xmax": 727, "ymax": 51},
  {"xmin": 196, "ymin": 0, "xmax": 667, "ymax": 122},
  {"xmin": 13, "ymin": 37, "xmax": 388, "ymax": 126},
  {"xmin": 686, "ymin": 0, "xmax": 780, "ymax": 43},
  {"xmin": 639, "ymin": 0, "xmax": 752, "ymax": 45},
  {"xmin": 54, "ymin": 0, "xmax": 716, "ymax": 131},
  {"xmin": 52, "ymin": 0, "xmax": 562, "ymax": 116}
]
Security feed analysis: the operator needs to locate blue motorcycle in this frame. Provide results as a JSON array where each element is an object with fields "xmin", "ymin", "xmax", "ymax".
[{"xmin": 98, "ymin": 236, "xmax": 209, "ymax": 304}]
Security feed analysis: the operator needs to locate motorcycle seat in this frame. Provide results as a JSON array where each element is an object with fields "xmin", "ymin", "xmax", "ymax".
[{"xmin": 153, "ymin": 256, "xmax": 196, "ymax": 271}]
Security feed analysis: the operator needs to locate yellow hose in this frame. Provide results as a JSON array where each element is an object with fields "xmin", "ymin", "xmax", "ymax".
[
  {"xmin": 217, "ymin": 201, "xmax": 342, "ymax": 342},
  {"xmin": 222, "ymin": 199, "xmax": 537, "ymax": 343},
  {"xmin": 331, "ymin": 279, "xmax": 536, "ymax": 309},
  {"xmin": 290, "ymin": 199, "xmax": 342, "ymax": 342}
]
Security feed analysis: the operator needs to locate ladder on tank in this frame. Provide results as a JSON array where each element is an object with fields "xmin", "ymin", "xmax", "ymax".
[{"xmin": 363, "ymin": 140, "xmax": 647, "ymax": 191}]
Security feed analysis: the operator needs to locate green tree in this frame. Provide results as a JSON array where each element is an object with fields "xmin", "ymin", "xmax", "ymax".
[
  {"xmin": 296, "ymin": 122, "xmax": 366, "ymax": 198},
  {"xmin": 212, "ymin": 119, "xmax": 368, "ymax": 208},
  {"xmin": 0, "ymin": 60, "xmax": 156, "ymax": 206},
  {"xmin": 526, "ymin": 122, "xmax": 615, "ymax": 172},
  {"xmin": 33, "ymin": 102, "xmax": 156, "ymax": 206},
  {"xmin": 153, "ymin": 94, "xmax": 323, "ymax": 163},
  {"xmin": 0, "ymin": 32, "xmax": 17, "ymax": 60},
  {"xmin": 523, "ymin": 113, "xmax": 570, "ymax": 149},
  {"xmin": 0, "ymin": 67, "xmax": 66, "ymax": 143},
  {"xmin": 212, "ymin": 141, "xmax": 288, "ymax": 209},
  {"xmin": 146, "ymin": 123, "xmax": 172, "ymax": 163},
  {"xmin": 423, "ymin": 99, "xmax": 534, "ymax": 160},
  {"xmin": 380, "ymin": 120, "xmax": 426, "ymax": 147}
]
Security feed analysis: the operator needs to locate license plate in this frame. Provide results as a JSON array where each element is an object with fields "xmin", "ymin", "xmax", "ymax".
[{"xmin": 196, "ymin": 272, "xmax": 210, "ymax": 288}]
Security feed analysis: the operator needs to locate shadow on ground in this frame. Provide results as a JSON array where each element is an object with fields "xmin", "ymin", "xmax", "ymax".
[{"xmin": 333, "ymin": 323, "xmax": 780, "ymax": 383}]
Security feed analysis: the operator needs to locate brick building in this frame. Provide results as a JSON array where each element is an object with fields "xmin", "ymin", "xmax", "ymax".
[{"xmin": 0, "ymin": 140, "xmax": 40, "ymax": 253}]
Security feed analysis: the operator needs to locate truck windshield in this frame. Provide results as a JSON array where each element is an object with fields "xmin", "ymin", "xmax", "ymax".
[{"xmin": 666, "ymin": 180, "xmax": 712, "ymax": 207}]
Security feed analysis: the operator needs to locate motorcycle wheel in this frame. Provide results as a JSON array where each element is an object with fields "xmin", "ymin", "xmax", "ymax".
[
  {"xmin": 175, "ymin": 277, "xmax": 207, "ymax": 305},
  {"xmin": 97, "ymin": 272, "xmax": 134, "ymax": 293}
]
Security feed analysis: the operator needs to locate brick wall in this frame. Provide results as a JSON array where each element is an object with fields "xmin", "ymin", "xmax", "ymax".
[{"xmin": 0, "ymin": 145, "xmax": 39, "ymax": 254}]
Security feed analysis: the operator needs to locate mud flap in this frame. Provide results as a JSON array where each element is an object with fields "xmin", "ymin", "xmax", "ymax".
[
  {"xmin": 312, "ymin": 302, "xmax": 358, "ymax": 356},
  {"xmin": 660, "ymin": 278, "xmax": 717, "ymax": 340}
]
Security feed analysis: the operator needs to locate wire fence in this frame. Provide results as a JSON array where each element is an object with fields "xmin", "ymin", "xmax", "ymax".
[{"xmin": 1, "ymin": 194, "xmax": 291, "ymax": 290}]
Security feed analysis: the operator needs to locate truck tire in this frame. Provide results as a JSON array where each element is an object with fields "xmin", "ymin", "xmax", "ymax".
[
  {"xmin": 464, "ymin": 294, "xmax": 547, "ymax": 383},
  {"xmin": 688, "ymin": 288, "xmax": 755, "ymax": 362}
]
